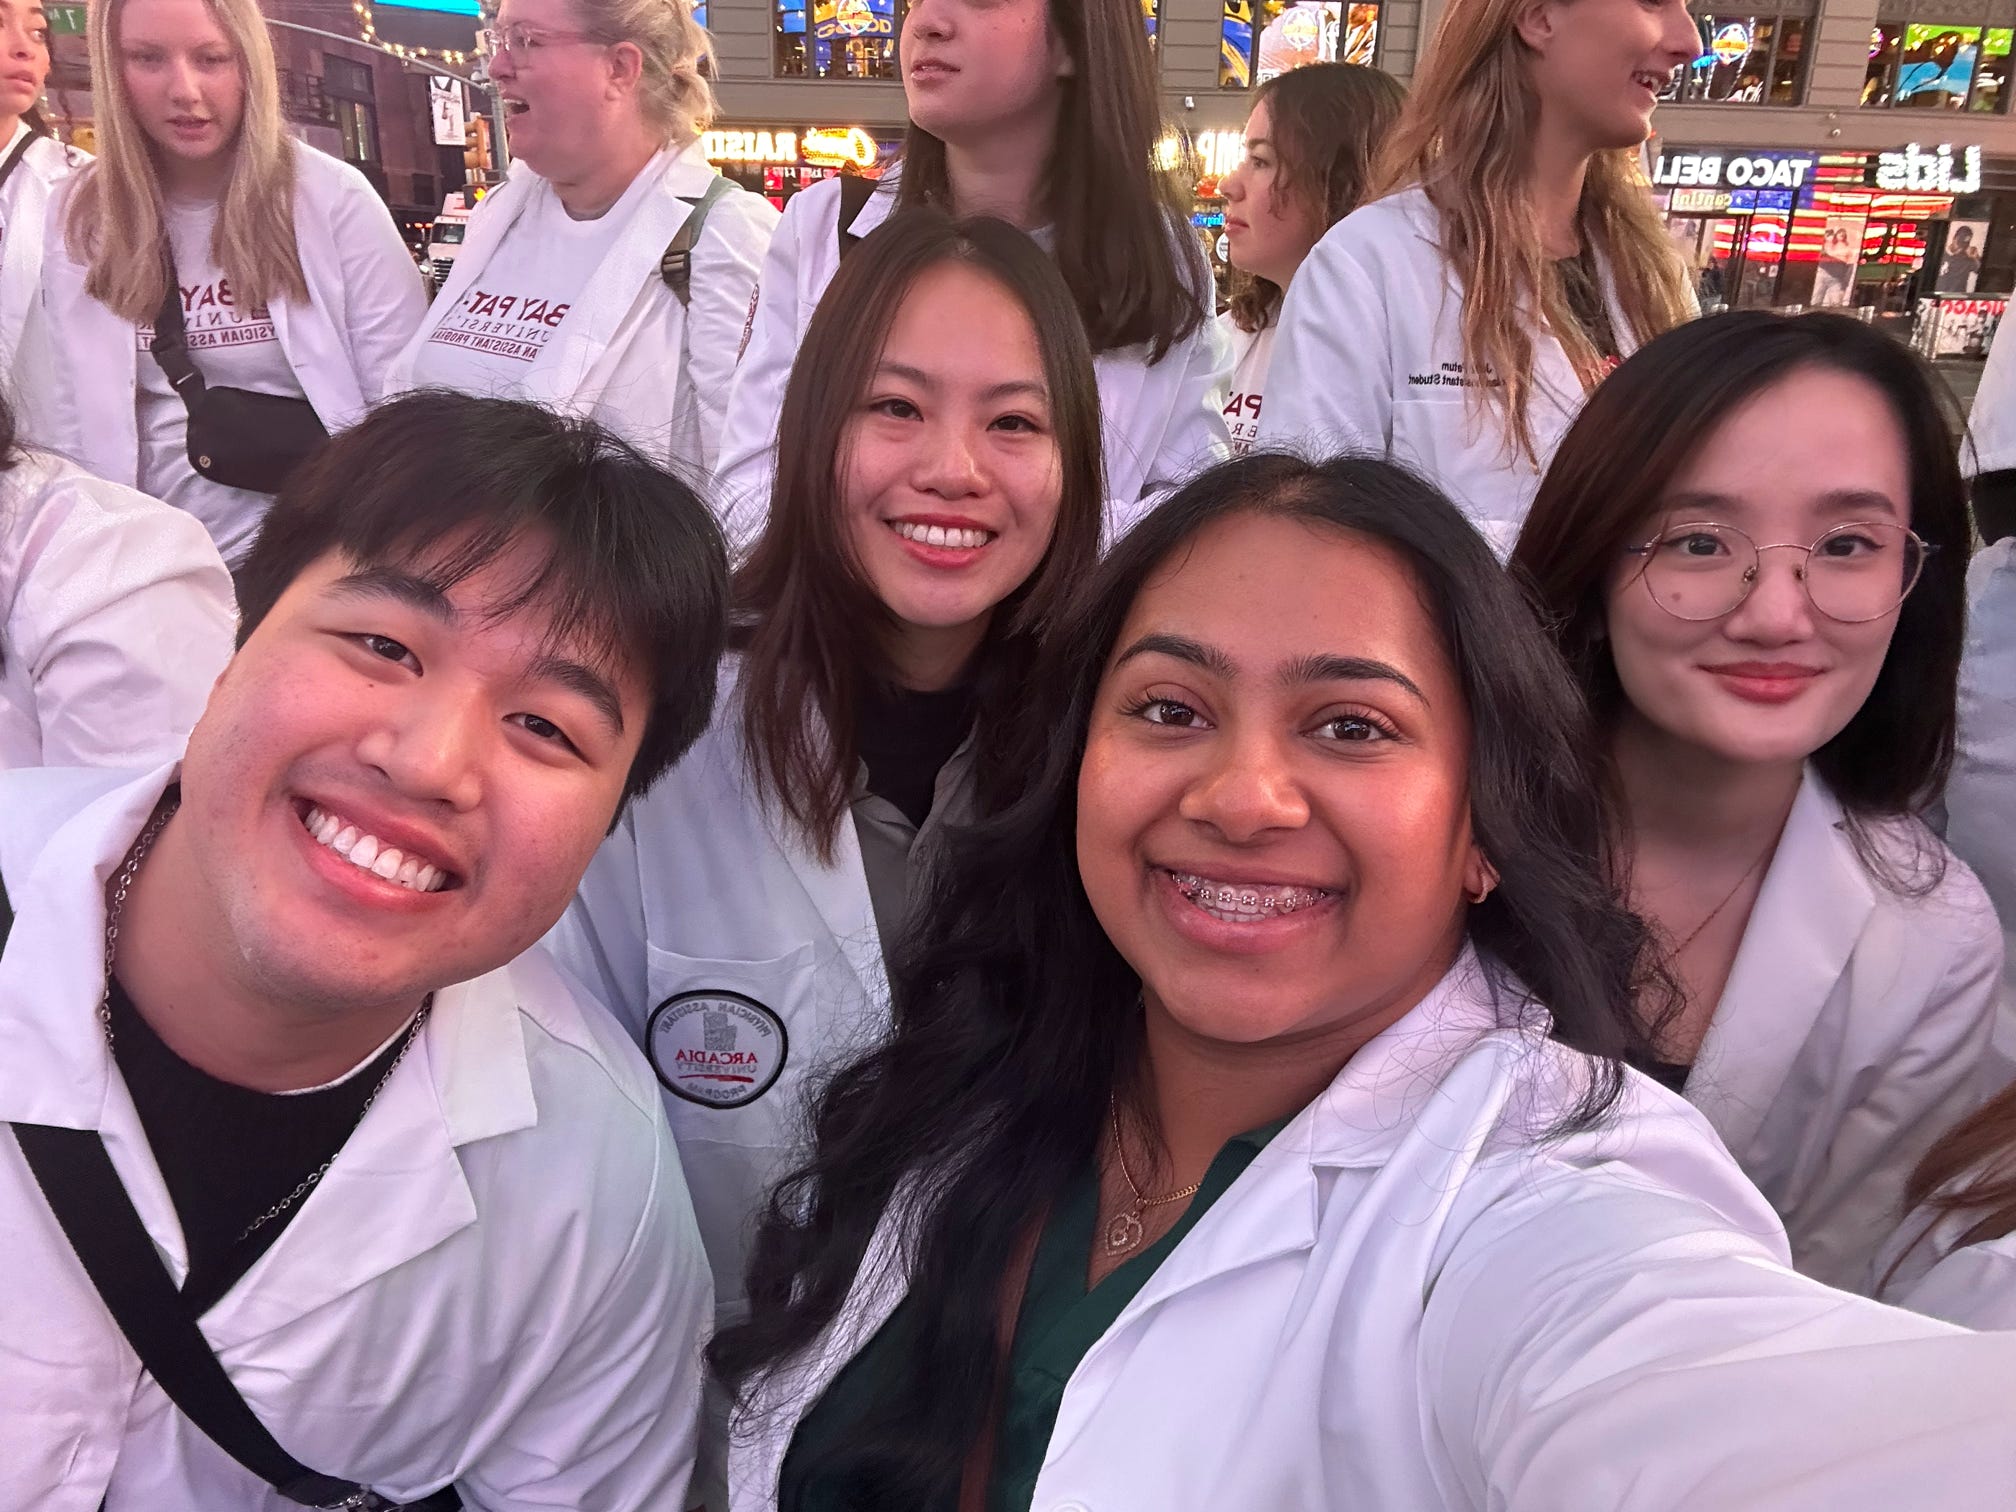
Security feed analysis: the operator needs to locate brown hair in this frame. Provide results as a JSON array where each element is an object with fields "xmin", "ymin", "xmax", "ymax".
[
  {"xmin": 733, "ymin": 210, "xmax": 1106, "ymax": 860},
  {"xmin": 1227, "ymin": 62, "xmax": 1405, "ymax": 335},
  {"xmin": 1514, "ymin": 312, "xmax": 1970, "ymax": 891},
  {"xmin": 1373, "ymin": 0, "xmax": 1694, "ymax": 464},
  {"xmin": 896, "ymin": 0, "xmax": 1202, "ymax": 359},
  {"xmin": 1896, "ymin": 1077, "xmax": 2016, "ymax": 1272}
]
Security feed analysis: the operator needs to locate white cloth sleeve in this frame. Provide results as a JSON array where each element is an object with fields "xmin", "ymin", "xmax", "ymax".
[{"xmin": 1255, "ymin": 228, "xmax": 1392, "ymax": 460}]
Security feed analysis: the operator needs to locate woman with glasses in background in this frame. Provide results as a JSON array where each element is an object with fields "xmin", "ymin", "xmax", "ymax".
[
  {"xmin": 385, "ymin": 0, "xmax": 776, "ymax": 475},
  {"xmin": 1513, "ymin": 311, "xmax": 2003, "ymax": 1296}
]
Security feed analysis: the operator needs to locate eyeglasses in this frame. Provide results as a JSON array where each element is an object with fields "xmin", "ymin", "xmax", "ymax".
[
  {"xmin": 476, "ymin": 23, "xmax": 608, "ymax": 59},
  {"xmin": 1622, "ymin": 520, "xmax": 1934, "ymax": 624}
]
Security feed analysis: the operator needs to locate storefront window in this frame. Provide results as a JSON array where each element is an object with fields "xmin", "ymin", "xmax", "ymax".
[
  {"xmin": 1658, "ymin": 15, "xmax": 1808, "ymax": 105},
  {"xmin": 1863, "ymin": 23, "xmax": 2015, "ymax": 111},
  {"xmin": 774, "ymin": 0, "xmax": 902, "ymax": 79},
  {"xmin": 1218, "ymin": 1, "xmax": 1378, "ymax": 89},
  {"xmin": 1143, "ymin": 0, "xmax": 1157, "ymax": 49}
]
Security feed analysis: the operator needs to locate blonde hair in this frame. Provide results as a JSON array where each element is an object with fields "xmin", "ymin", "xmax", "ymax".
[
  {"xmin": 66, "ymin": 0, "xmax": 305, "ymax": 323},
  {"xmin": 571, "ymin": 0, "xmax": 716, "ymax": 144},
  {"xmin": 1374, "ymin": 0, "xmax": 1693, "ymax": 464}
]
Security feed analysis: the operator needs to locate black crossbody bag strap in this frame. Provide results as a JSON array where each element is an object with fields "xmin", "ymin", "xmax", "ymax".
[
  {"xmin": 146, "ymin": 246, "xmax": 207, "ymax": 411},
  {"xmin": 12, "ymin": 1122, "xmax": 460, "ymax": 1510},
  {"xmin": 0, "ymin": 122, "xmax": 43, "ymax": 195}
]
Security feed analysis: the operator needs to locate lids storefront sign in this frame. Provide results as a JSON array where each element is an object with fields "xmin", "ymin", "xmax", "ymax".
[
  {"xmin": 1653, "ymin": 149, "xmax": 1817, "ymax": 191},
  {"xmin": 1874, "ymin": 143, "xmax": 1983, "ymax": 195}
]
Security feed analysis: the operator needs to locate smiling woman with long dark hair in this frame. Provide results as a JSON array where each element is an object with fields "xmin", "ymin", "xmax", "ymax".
[{"xmin": 705, "ymin": 451, "xmax": 2016, "ymax": 1512}]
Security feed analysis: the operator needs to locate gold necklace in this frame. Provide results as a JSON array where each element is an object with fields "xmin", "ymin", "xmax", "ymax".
[
  {"xmin": 1665, "ymin": 841, "xmax": 1775, "ymax": 959},
  {"xmin": 1103, "ymin": 1095, "xmax": 1202, "ymax": 1257}
]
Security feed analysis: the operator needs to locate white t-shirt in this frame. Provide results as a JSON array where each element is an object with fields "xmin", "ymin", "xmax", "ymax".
[
  {"xmin": 1218, "ymin": 308, "xmax": 1276, "ymax": 455},
  {"xmin": 407, "ymin": 165, "xmax": 657, "ymax": 397},
  {"xmin": 135, "ymin": 195, "xmax": 306, "ymax": 564}
]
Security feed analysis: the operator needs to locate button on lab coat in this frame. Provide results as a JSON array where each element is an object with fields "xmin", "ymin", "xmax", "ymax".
[
  {"xmin": 0, "ymin": 448, "xmax": 233, "ymax": 771},
  {"xmin": 710, "ymin": 167, "xmax": 1231, "ymax": 552},
  {"xmin": 729, "ymin": 951, "xmax": 2016, "ymax": 1512},
  {"xmin": 37, "ymin": 142, "xmax": 425, "ymax": 532},
  {"xmin": 1258, "ymin": 186, "xmax": 1641, "ymax": 557},
  {"xmin": 384, "ymin": 138, "xmax": 777, "ymax": 476},
  {"xmin": 1682, "ymin": 769, "xmax": 2006, "ymax": 1293},
  {"xmin": 0, "ymin": 764, "xmax": 712, "ymax": 1512}
]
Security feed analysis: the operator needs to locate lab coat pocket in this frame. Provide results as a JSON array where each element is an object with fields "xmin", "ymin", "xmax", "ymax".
[
  {"xmin": 643, "ymin": 941, "xmax": 819, "ymax": 1299},
  {"xmin": 1390, "ymin": 391, "xmax": 1515, "ymax": 545}
]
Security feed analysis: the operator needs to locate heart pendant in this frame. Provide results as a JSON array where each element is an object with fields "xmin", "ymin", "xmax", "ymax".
[{"xmin": 1104, "ymin": 1209, "xmax": 1145, "ymax": 1256}]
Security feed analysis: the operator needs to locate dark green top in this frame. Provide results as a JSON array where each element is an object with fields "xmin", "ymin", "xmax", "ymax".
[{"xmin": 778, "ymin": 1118, "xmax": 1288, "ymax": 1512}]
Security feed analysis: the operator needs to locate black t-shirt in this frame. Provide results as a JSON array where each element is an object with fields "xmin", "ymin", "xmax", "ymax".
[
  {"xmin": 856, "ymin": 680, "xmax": 978, "ymax": 830},
  {"xmin": 108, "ymin": 978, "xmax": 413, "ymax": 1315}
]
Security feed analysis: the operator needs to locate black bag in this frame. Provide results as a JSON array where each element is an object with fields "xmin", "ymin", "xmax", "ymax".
[
  {"xmin": 12, "ymin": 1119, "xmax": 462, "ymax": 1510},
  {"xmin": 147, "ymin": 252, "xmax": 329, "ymax": 496}
]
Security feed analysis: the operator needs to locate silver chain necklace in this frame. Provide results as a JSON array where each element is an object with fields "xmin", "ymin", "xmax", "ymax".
[{"xmin": 101, "ymin": 799, "xmax": 432, "ymax": 1245}]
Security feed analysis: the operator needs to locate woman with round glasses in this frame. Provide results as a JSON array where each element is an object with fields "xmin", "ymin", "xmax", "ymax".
[
  {"xmin": 384, "ymin": 0, "xmax": 776, "ymax": 475},
  {"xmin": 1513, "ymin": 310, "xmax": 2002, "ymax": 1295}
]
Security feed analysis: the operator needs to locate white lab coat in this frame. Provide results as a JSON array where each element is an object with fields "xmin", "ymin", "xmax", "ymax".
[
  {"xmin": 727, "ymin": 950, "xmax": 2016, "ymax": 1512},
  {"xmin": 385, "ymin": 138, "xmax": 777, "ymax": 478},
  {"xmin": 1681, "ymin": 770, "xmax": 2006, "ymax": 1293},
  {"xmin": 1258, "ymin": 186, "xmax": 1640, "ymax": 557},
  {"xmin": 0, "ymin": 129, "xmax": 89, "ymax": 448},
  {"xmin": 0, "ymin": 763, "xmax": 712, "ymax": 1512},
  {"xmin": 1878, "ymin": 1189, "xmax": 2016, "ymax": 1331},
  {"xmin": 0, "ymin": 447, "xmax": 233, "ymax": 770},
  {"xmin": 711, "ymin": 166, "xmax": 1232, "ymax": 552},
  {"xmin": 1965, "ymin": 306, "xmax": 2016, "ymax": 475},
  {"xmin": 546, "ymin": 660, "xmax": 893, "ymax": 1320},
  {"xmin": 1945, "ymin": 536, "xmax": 2016, "ymax": 1073},
  {"xmin": 37, "ymin": 140, "xmax": 426, "ymax": 492}
]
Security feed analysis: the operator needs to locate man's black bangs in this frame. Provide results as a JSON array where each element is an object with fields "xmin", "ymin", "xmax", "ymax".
[{"xmin": 332, "ymin": 478, "xmax": 665, "ymax": 683}]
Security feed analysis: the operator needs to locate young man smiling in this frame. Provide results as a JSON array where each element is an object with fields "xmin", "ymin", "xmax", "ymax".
[{"xmin": 0, "ymin": 392, "xmax": 729, "ymax": 1510}]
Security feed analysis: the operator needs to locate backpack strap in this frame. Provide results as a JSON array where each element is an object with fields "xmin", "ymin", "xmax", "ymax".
[
  {"xmin": 658, "ymin": 175, "xmax": 737, "ymax": 306},
  {"xmin": 836, "ymin": 172, "xmax": 880, "ymax": 261}
]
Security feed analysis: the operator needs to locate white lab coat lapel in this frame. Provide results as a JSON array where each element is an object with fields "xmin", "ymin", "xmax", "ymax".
[
  {"xmin": 0, "ymin": 155, "xmax": 50, "ymax": 367},
  {"xmin": 266, "ymin": 145, "xmax": 376, "ymax": 432},
  {"xmin": 197, "ymin": 971, "xmax": 539, "ymax": 1349},
  {"xmin": 42, "ymin": 244, "xmax": 143, "ymax": 484},
  {"xmin": 760, "ymin": 786, "xmax": 888, "ymax": 1020},
  {"xmin": 0, "ymin": 766, "xmax": 209, "ymax": 1274},
  {"xmin": 1687, "ymin": 772, "xmax": 1875, "ymax": 1156}
]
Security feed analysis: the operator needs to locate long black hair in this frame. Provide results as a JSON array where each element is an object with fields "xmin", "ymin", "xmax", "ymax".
[
  {"xmin": 709, "ymin": 453, "xmax": 1669, "ymax": 1499},
  {"xmin": 1514, "ymin": 310, "xmax": 1971, "ymax": 888}
]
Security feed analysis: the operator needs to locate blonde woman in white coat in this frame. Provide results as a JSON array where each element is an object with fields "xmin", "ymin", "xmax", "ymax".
[
  {"xmin": 0, "ymin": 0, "xmax": 88, "ymax": 447},
  {"xmin": 0, "ymin": 395, "xmax": 232, "ymax": 771},
  {"xmin": 1514, "ymin": 310, "xmax": 2003, "ymax": 1295},
  {"xmin": 41, "ymin": 0, "xmax": 425, "ymax": 566},
  {"xmin": 711, "ymin": 0, "xmax": 1227, "ymax": 551},
  {"xmin": 1260, "ymin": 0, "xmax": 1699, "ymax": 555},
  {"xmin": 384, "ymin": 0, "xmax": 775, "ymax": 475},
  {"xmin": 706, "ymin": 455, "xmax": 2016, "ymax": 1512}
]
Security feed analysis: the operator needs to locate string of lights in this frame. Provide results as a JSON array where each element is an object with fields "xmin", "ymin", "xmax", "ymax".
[{"xmin": 349, "ymin": 0, "xmax": 475, "ymax": 67}]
